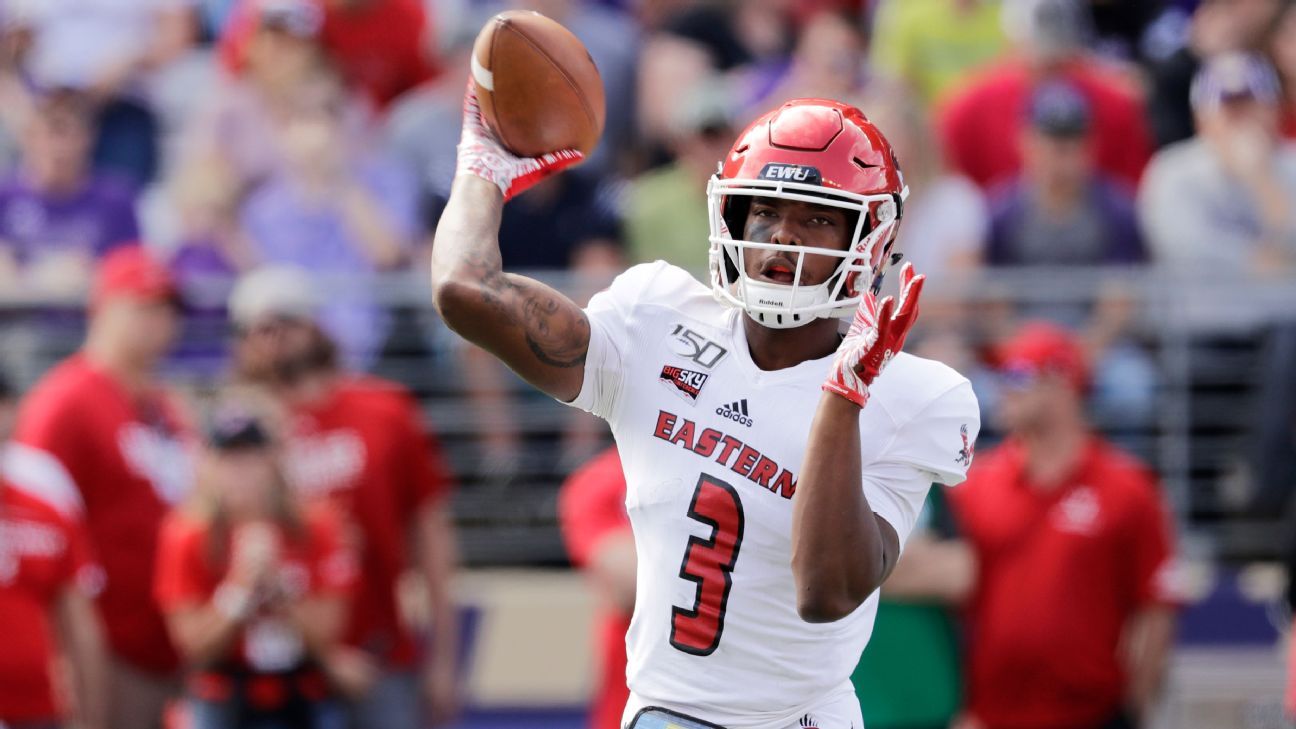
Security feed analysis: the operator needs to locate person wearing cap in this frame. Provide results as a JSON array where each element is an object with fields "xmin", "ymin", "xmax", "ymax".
[
  {"xmin": 946, "ymin": 321, "xmax": 1179, "ymax": 729},
  {"xmin": 938, "ymin": 0, "xmax": 1153, "ymax": 192},
  {"xmin": 155, "ymin": 402, "xmax": 357, "ymax": 729},
  {"xmin": 1145, "ymin": 0, "xmax": 1285, "ymax": 149},
  {"xmin": 181, "ymin": 0, "xmax": 338, "ymax": 194},
  {"xmin": 985, "ymin": 79, "xmax": 1156, "ymax": 429},
  {"xmin": 9, "ymin": 246, "xmax": 192, "ymax": 729},
  {"xmin": 227, "ymin": 265, "xmax": 460, "ymax": 729},
  {"xmin": 1140, "ymin": 51, "xmax": 1296, "ymax": 276},
  {"xmin": 988, "ymin": 80, "xmax": 1145, "ymax": 267}
]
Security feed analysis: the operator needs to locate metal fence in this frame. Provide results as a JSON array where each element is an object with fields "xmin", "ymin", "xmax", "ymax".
[{"xmin": 2, "ymin": 266, "xmax": 1293, "ymax": 565}]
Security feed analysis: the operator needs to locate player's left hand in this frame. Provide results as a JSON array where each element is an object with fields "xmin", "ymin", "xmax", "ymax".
[
  {"xmin": 822, "ymin": 262, "xmax": 925, "ymax": 408},
  {"xmin": 457, "ymin": 80, "xmax": 584, "ymax": 201}
]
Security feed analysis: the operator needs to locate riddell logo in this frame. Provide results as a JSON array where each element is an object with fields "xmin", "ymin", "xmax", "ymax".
[
  {"xmin": 758, "ymin": 163, "xmax": 822, "ymax": 185},
  {"xmin": 716, "ymin": 399, "xmax": 752, "ymax": 427}
]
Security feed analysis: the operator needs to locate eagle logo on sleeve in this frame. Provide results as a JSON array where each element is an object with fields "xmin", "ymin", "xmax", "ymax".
[{"xmin": 955, "ymin": 424, "xmax": 974, "ymax": 467}]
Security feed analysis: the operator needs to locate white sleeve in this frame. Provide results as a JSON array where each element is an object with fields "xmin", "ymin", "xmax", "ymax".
[
  {"xmin": 889, "ymin": 378, "xmax": 980, "ymax": 486},
  {"xmin": 863, "ymin": 461, "xmax": 936, "ymax": 547},
  {"xmin": 564, "ymin": 262, "xmax": 667, "ymax": 420},
  {"xmin": 866, "ymin": 378, "xmax": 980, "ymax": 543}
]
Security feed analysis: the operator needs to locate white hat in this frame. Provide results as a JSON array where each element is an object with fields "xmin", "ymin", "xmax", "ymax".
[{"xmin": 228, "ymin": 266, "xmax": 319, "ymax": 328}]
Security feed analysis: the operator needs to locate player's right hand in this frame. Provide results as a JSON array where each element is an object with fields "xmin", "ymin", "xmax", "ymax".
[{"xmin": 456, "ymin": 80, "xmax": 584, "ymax": 201}]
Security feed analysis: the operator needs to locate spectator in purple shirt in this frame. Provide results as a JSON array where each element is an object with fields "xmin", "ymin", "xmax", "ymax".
[
  {"xmin": 238, "ymin": 73, "xmax": 416, "ymax": 369},
  {"xmin": 0, "ymin": 89, "xmax": 138, "ymax": 296},
  {"xmin": 983, "ymin": 80, "xmax": 1158, "ymax": 437},
  {"xmin": 987, "ymin": 81, "xmax": 1147, "ymax": 267}
]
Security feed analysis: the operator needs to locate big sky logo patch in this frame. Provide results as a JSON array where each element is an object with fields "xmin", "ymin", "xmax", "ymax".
[{"xmin": 660, "ymin": 365, "xmax": 709, "ymax": 402}]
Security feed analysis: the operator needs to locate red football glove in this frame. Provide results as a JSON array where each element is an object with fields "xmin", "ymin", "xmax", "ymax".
[
  {"xmin": 822, "ymin": 262, "xmax": 926, "ymax": 408},
  {"xmin": 456, "ymin": 81, "xmax": 584, "ymax": 201}
]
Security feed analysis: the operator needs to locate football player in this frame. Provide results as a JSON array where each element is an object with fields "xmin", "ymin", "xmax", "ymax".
[{"xmin": 431, "ymin": 88, "xmax": 980, "ymax": 728}]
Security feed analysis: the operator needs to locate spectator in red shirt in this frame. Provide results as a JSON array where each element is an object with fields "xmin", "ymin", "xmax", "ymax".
[
  {"xmin": 948, "ymin": 322, "xmax": 1179, "ymax": 729},
  {"xmin": 219, "ymin": 0, "xmax": 436, "ymax": 110},
  {"xmin": 1, "ymin": 368, "xmax": 109, "ymax": 729},
  {"xmin": 155, "ymin": 404, "xmax": 357, "ymax": 729},
  {"xmin": 0, "ymin": 478, "xmax": 108, "ymax": 729},
  {"xmin": 937, "ymin": 0, "xmax": 1152, "ymax": 192},
  {"xmin": 558, "ymin": 447, "xmax": 633, "ymax": 729},
  {"xmin": 227, "ymin": 266, "xmax": 460, "ymax": 728},
  {"xmin": 11, "ymin": 246, "xmax": 191, "ymax": 729}
]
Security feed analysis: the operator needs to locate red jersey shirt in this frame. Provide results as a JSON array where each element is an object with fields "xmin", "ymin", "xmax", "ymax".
[
  {"xmin": 948, "ymin": 437, "xmax": 1179, "ymax": 729},
  {"xmin": 12, "ymin": 354, "xmax": 191, "ymax": 673},
  {"xmin": 219, "ymin": 0, "xmax": 436, "ymax": 109},
  {"xmin": 154, "ymin": 507, "xmax": 357, "ymax": 673},
  {"xmin": 0, "ymin": 483, "xmax": 99, "ymax": 723},
  {"xmin": 937, "ymin": 59, "xmax": 1152, "ymax": 191},
  {"xmin": 558, "ymin": 448, "xmax": 631, "ymax": 729},
  {"xmin": 280, "ymin": 376, "xmax": 452, "ymax": 667}
]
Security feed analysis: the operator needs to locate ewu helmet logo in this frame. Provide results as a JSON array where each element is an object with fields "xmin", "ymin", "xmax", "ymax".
[
  {"xmin": 758, "ymin": 163, "xmax": 822, "ymax": 185},
  {"xmin": 660, "ymin": 365, "xmax": 709, "ymax": 402},
  {"xmin": 715, "ymin": 399, "xmax": 752, "ymax": 427}
]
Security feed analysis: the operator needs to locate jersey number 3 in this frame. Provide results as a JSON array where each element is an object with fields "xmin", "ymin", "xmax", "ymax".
[{"xmin": 670, "ymin": 474, "xmax": 745, "ymax": 656}]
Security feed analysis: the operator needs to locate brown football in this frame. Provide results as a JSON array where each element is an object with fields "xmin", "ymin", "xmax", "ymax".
[{"xmin": 471, "ymin": 10, "xmax": 605, "ymax": 159}]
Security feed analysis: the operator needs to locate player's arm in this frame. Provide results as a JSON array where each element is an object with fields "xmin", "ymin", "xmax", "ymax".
[
  {"xmin": 793, "ymin": 394, "xmax": 903, "ymax": 622},
  {"xmin": 792, "ymin": 264, "xmax": 925, "ymax": 623},
  {"xmin": 430, "ymin": 86, "xmax": 590, "ymax": 403},
  {"xmin": 1122, "ymin": 605, "xmax": 1175, "ymax": 724},
  {"xmin": 414, "ymin": 502, "xmax": 461, "ymax": 724},
  {"xmin": 1122, "ymin": 479, "xmax": 1179, "ymax": 724},
  {"xmin": 54, "ymin": 585, "xmax": 108, "ymax": 729}
]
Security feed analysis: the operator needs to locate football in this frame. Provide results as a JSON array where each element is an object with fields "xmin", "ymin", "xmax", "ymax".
[{"xmin": 470, "ymin": 10, "xmax": 606, "ymax": 159}]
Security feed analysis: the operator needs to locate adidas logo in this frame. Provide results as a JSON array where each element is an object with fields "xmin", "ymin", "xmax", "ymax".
[{"xmin": 715, "ymin": 399, "xmax": 753, "ymax": 427}]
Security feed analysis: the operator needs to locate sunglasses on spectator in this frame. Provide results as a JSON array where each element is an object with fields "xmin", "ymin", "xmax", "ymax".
[{"xmin": 998, "ymin": 363, "xmax": 1042, "ymax": 391}]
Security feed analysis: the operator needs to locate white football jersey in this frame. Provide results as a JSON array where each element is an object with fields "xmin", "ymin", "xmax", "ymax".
[{"xmin": 567, "ymin": 262, "xmax": 980, "ymax": 728}]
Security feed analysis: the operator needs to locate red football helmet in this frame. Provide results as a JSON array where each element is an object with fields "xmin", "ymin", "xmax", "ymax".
[{"xmin": 707, "ymin": 98, "xmax": 908, "ymax": 328}]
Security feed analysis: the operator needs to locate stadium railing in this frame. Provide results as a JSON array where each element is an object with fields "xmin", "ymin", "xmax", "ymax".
[{"xmin": 1, "ymin": 266, "xmax": 1292, "ymax": 565}]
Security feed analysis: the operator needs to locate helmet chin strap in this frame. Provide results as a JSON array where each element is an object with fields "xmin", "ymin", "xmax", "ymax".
[{"xmin": 739, "ymin": 277, "xmax": 838, "ymax": 329}]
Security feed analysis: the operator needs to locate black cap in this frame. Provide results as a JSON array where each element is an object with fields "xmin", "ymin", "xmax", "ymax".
[
  {"xmin": 1027, "ymin": 81, "xmax": 1091, "ymax": 137},
  {"xmin": 206, "ymin": 407, "xmax": 271, "ymax": 450}
]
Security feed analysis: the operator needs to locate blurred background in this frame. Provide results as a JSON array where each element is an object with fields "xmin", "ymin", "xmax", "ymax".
[{"xmin": 1, "ymin": 0, "xmax": 1296, "ymax": 728}]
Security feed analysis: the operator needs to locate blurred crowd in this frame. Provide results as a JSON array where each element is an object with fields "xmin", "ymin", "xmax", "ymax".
[
  {"xmin": 1, "ymin": 0, "xmax": 1296, "ymax": 727},
  {"xmin": 0, "ymin": 0, "xmax": 1291, "ymax": 464}
]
